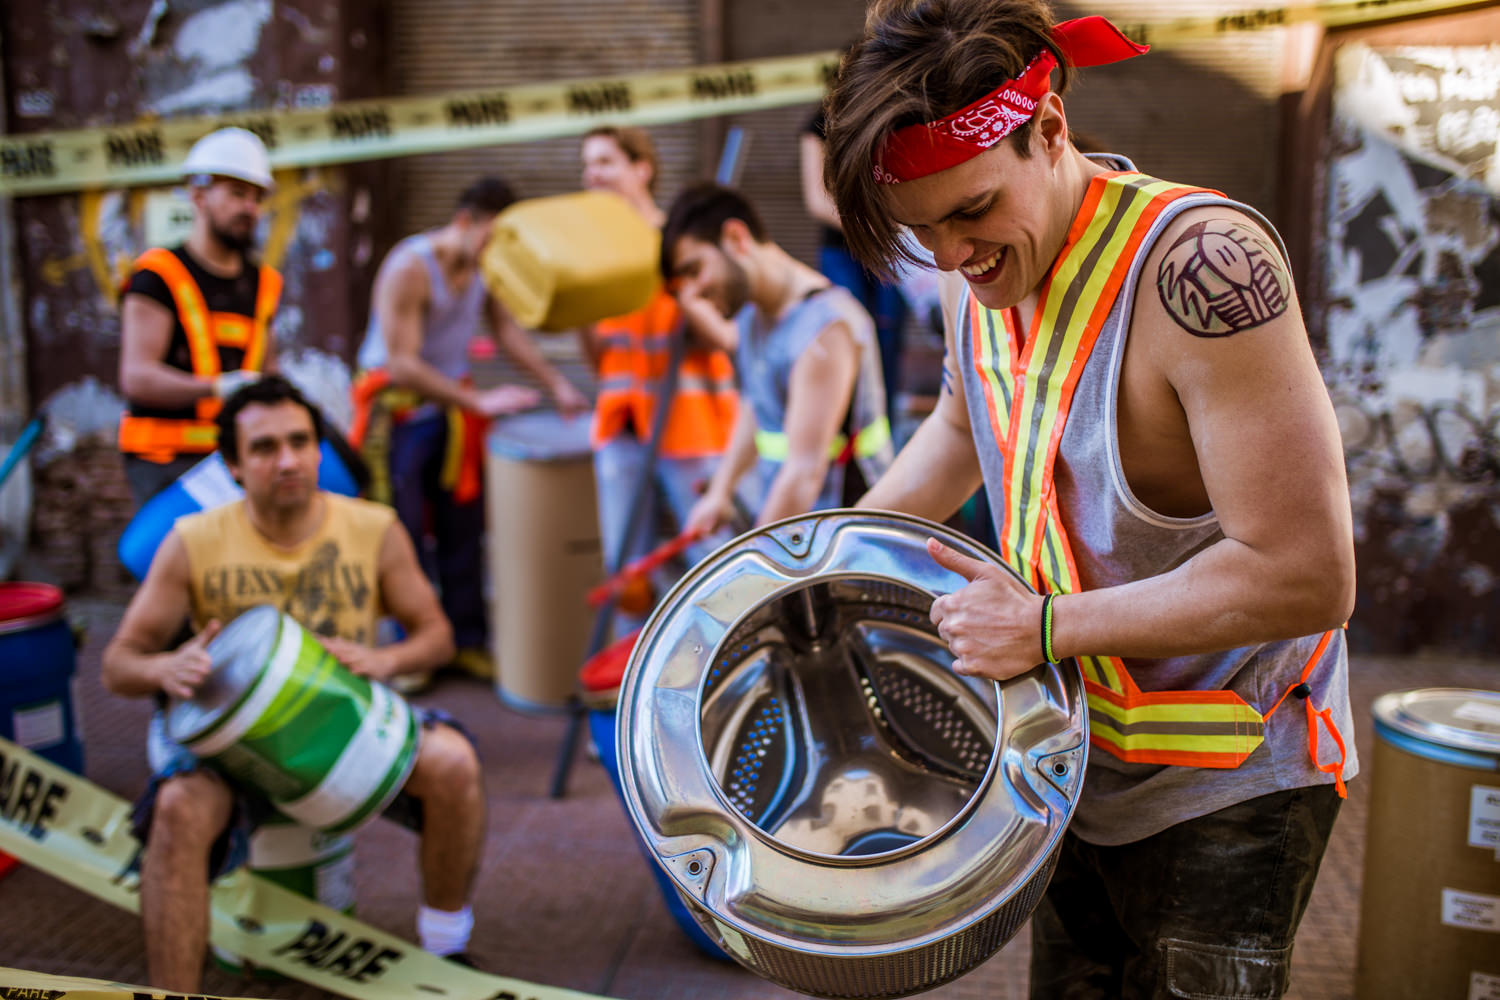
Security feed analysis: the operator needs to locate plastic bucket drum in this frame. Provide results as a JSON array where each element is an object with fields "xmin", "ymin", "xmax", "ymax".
[
  {"xmin": 1356, "ymin": 688, "xmax": 1500, "ymax": 998},
  {"xmin": 580, "ymin": 632, "xmax": 729, "ymax": 962},
  {"xmin": 0, "ymin": 582, "xmax": 83, "ymax": 774},
  {"xmin": 166, "ymin": 605, "xmax": 419, "ymax": 834},
  {"xmin": 213, "ymin": 818, "xmax": 356, "ymax": 976},
  {"xmin": 118, "ymin": 439, "xmax": 362, "ymax": 582}
]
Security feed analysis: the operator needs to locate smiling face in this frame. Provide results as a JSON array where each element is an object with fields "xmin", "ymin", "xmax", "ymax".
[
  {"xmin": 881, "ymin": 96, "xmax": 1077, "ymax": 311},
  {"xmin": 581, "ymin": 134, "xmax": 653, "ymax": 202}
]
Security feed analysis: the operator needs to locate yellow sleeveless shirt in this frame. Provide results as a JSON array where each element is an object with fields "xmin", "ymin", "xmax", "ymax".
[{"xmin": 174, "ymin": 493, "xmax": 394, "ymax": 644}]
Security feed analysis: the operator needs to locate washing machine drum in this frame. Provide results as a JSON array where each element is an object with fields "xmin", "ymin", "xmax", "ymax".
[{"xmin": 616, "ymin": 511, "xmax": 1087, "ymax": 999}]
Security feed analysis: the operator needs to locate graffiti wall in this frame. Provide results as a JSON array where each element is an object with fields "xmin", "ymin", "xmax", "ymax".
[
  {"xmin": 1, "ymin": 0, "xmax": 386, "ymax": 590},
  {"xmin": 1324, "ymin": 41, "xmax": 1500, "ymax": 653}
]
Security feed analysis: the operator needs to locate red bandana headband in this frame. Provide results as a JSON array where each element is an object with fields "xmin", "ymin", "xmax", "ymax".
[{"xmin": 874, "ymin": 15, "xmax": 1149, "ymax": 185}]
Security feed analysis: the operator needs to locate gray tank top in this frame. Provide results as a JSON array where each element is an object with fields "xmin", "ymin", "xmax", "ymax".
[
  {"xmin": 357, "ymin": 232, "xmax": 485, "ymax": 391},
  {"xmin": 736, "ymin": 285, "xmax": 887, "ymax": 511},
  {"xmin": 956, "ymin": 189, "xmax": 1359, "ymax": 845}
]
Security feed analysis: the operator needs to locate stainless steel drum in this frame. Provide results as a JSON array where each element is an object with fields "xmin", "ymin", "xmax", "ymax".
[{"xmin": 617, "ymin": 511, "xmax": 1087, "ymax": 998}]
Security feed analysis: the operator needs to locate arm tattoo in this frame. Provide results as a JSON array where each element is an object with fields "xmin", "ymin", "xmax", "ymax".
[{"xmin": 1156, "ymin": 221, "xmax": 1290, "ymax": 337}]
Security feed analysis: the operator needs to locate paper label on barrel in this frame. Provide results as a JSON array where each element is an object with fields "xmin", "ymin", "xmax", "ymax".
[
  {"xmin": 1471, "ymin": 785, "xmax": 1500, "ymax": 852},
  {"xmin": 11, "ymin": 700, "xmax": 64, "ymax": 750},
  {"xmin": 1471, "ymin": 972, "xmax": 1500, "ymax": 1000},
  {"xmin": 1442, "ymin": 889, "xmax": 1500, "ymax": 933}
]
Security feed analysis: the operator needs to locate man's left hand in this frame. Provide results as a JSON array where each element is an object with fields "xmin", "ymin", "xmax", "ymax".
[
  {"xmin": 322, "ymin": 636, "xmax": 400, "ymax": 681},
  {"xmin": 927, "ymin": 538, "xmax": 1048, "ymax": 681}
]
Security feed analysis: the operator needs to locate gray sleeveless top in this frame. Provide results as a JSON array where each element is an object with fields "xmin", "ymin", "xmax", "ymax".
[
  {"xmin": 357, "ymin": 233, "xmax": 486, "ymax": 417},
  {"xmin": 956, "ymin": 188, "xmax": 1358, "ymax": 845},
  {"xmin": 736, "ymin": 285, "xmax": 888, "ymax": 512}
]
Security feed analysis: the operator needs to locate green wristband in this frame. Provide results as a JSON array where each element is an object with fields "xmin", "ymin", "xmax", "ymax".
[{"xmin": 1041, "ymin": 593, "xmax": 1059, "ymax": 665}]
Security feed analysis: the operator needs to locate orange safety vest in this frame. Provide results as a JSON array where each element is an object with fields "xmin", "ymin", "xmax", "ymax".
[
  {"xmin": 970, "ymin": 171, "xmax": 1346, "ymax": 793},
  {"xmin": 590, "ymin": 288, "xmax": 738, "ymax": 459},
  {"xmin": 348, "ymin": 368, "xmax": 486, "ymax": 507},
  {"xmin": 117, "ymin": 248, "xmax": 281, "ymax": 463}
]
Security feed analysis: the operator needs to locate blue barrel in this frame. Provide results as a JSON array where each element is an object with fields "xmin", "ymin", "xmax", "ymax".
[
  {"xmin": 587, "ymin": 705, "xmax": 729, "ymax": 962},
  {"xmin": 118, "ymin": 440, "xmax": 361, "ymax": 581},
  {"xmin": 0, "ymin": 583, "xmax": 83, "ymax": 774}
]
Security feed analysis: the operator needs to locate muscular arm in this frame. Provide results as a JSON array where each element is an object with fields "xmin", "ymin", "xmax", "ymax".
[
  {"xmin": 118, "ymin": 294, "xmax": 216, "ymax": 408},
  {"xmin": 756, "ymin": 321, "xmax": 859, "ymax": 524},
  {"xmin": 371, "ymin": 520, "xmax": 454, "ymax": 675},
  {"xmin": 101, "ymin": 532, "xmax": 198, "ymax": 698},
  {"xmin": 800, "ymin": 133, "xmax": 842, "ymax": 231},
  {"xmin": 488, "ymin": 297, "xmax": 588, "ymax": 414},
  {"xmin": 1051, "ymin": 209, "xmax": 1354, "ymax": 661},
  {"xmin": 376, "ymin": 256, "xmax": 480, "ymax": 411},
  {"xmin": 858, "ymin": 270, "xmax": 983, "ymax": 519}
]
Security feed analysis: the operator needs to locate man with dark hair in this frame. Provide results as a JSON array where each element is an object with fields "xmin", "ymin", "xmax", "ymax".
[
  {"xmin": 661, "ymin": 184, "xmax": 892, "ymax": 536},
  {"xmin": 578, "ymin": 127, "xmax": 739, "ymax": 635},
  {"xmin": 118, "ymin": 128, "xmax": 282, "ymax": 506},
  {"xmin": 103, "ymin": 374, "xmax": 488, "ymax": 990},
  {"xmin": 822, "ymin": 1, "xmax": 1358, "ymax": 995},
  {"xmin": 352, "ymin": 176, "xmax": 587, "ymax": 682}
]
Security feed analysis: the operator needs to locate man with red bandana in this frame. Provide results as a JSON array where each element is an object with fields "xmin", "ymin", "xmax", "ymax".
[{"xmin": 822, "ymin": 1, "xmax": 1357, "ymax": 995}]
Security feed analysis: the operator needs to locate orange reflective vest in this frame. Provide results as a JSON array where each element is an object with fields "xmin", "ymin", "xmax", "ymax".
[
  {"xmin": 117, "ymin": 248, "xmax": 281, "ymax": 463},
  {"xmin": 970, "ymin": 171, "xmax": 1346, "ymax": 793},
  {"xmin": 349, "ymin": 368, "xmax": 486, "ymax": 507},
  {"xmin": 590, "ymin": 288, "xmax": 737, "ymax": 459}
]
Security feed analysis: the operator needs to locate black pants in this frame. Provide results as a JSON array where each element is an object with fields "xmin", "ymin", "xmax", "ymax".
[
  {"xmin": 388, "ymin": 413, "xmax": 486, "ymax": 650},
  {"xmin": 1030, "ymin": 784, "xmax": 1343, "ymax": 999}
]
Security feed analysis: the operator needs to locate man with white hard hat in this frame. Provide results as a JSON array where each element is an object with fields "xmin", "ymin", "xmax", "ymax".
[{"xmin": 117, "ymin": 126, "xmax": 282, "ymax": 505}]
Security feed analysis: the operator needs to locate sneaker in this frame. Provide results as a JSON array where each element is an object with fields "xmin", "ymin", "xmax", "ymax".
[
  {"xmin": 389, "ymin": 670, "xmax": 433, "ymax": 695},
  {"xmin": 450, "ymin": 647, "xmax": 496, "ymax": 680}
]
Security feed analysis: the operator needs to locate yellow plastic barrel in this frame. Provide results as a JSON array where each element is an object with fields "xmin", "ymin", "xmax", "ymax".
[
  {"xmin": 481, "ymin": 190, "xmax": 660, "ymax": 331},
  {"xmin": 1356, "ymin": 688, "xmax": 1500, "ymax": 999}
]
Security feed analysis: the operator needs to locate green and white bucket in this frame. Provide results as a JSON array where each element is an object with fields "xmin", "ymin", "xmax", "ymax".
[
  {"xmin": 212, "ymin": 818, "xmax": 356, "ymax": 976},
  {"xmin": 167, "ymin": 605, "xmax": 420, "ymax": 834}
]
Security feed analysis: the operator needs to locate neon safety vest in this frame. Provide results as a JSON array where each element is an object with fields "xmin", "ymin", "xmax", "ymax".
[
  {"xmin": 591, "ymin": 288, "xmax": 738, "ymax": 459},
  {"xmin": 118, "ymin": 248, "xmax": 281, "ymax": 462},
  {"xmin": 969, "ymin": 171, "xmax": 1345, "ymax": 790}
]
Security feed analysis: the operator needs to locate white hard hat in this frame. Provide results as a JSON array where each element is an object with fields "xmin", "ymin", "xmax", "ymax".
[{"xmin": 182, "ymin": 127, "xmax": 274, "ymax": 190}]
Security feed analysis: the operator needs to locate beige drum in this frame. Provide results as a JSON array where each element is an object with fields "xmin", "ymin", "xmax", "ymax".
[
  {"xmin": 1356, "ymin": 688, "xmax": 1500, "ymax": 999},
  {"xmin": 485, "ymin": 410, "xmax": 601, "ymax": 712}
]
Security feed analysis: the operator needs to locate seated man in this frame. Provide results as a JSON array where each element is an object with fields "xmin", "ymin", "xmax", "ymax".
[
  {"xmin": 102, "ymin": 375, "xmax": 485, "ymax": 991},
  {"xmin": 666, "ymin": 184, "xmax": 894, "ymax": 535}
]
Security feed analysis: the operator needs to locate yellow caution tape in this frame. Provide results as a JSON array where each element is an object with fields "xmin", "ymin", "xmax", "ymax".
[
  {"xmin": 1111, "ymin": 0, "xmax": 1497, "ymax": 47},
  {"xmin": 0, "ymin": 0, "xmax": 1490, "ymax": 198},
  {"xmin": 0, "ymin": 737, "xmax": 614, "ymax": 1000},
  {"xmin": 0, "ymin": 965, "xmax": 275, "ymax": 1000}
]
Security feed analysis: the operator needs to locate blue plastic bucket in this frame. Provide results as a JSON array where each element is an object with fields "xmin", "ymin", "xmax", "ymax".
[
  {"xmin": 588, "ymin": 705, "xmax": 730, "ymax": 962},
  {"xmin": 0, "ymin": 583, "xmax": 82, "ymax": 774},
  {"xmin": 118, "ymin": 439, "xmax": 361, "ymax": 581}
]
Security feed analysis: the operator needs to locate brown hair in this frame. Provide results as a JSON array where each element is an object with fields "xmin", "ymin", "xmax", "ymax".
[
  {"xmin": 822, "ymin": 0, "xmax": 1073, "ymax": 276},
  {"xmin": 585, "ymin": 125, "xmax": 661, "ymax": 194}
]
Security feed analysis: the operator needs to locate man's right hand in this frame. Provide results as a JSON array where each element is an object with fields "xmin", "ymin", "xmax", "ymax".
[
  {"xmin": 472, "ymin": 384, "xmax": 542, "ymax": 418},
  {"xmin": 156, "ymin": 619, "xmax": 222, "ymax": 700},
  {"xmin": 685, "ymin": 488, "xmax": 735, "ymax": 538}
]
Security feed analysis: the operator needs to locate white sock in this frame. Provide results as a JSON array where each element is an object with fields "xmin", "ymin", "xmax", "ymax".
[{"xmin": 417, "ymin": 904, "xmax": 474, "ymax": 957}]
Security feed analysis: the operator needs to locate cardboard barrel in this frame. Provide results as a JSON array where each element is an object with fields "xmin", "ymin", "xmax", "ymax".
[
  {"xmin": 485, "ymin": 411, "xmax": 601, "ymax": 713},
  {"xmin": 1356, "ymin": 688, "xmax": 1500, "ymax": 999},
  {"xmin": 166, "ymin": 606, "xmax": 420, "ymax": 834}
]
